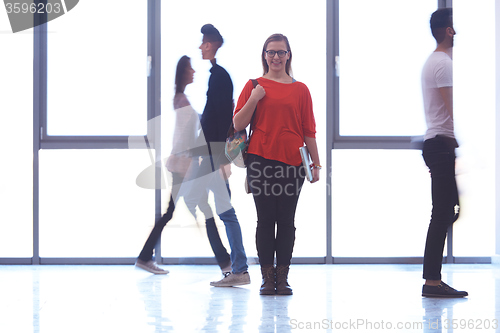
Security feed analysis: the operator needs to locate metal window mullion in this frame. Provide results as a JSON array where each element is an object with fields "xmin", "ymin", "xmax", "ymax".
[
  {"xmin": 146, "ymin": 0, "xmax": 162, "ymax": 264},
  {"xmin": 438, "ymin": 0, "xmax": 452, "ymax": 9},
  {"xmin": 332, "ymin": 136, "xmax": 423, "ymax": 150},
  {"xmin": 438, "ymin": 0, "xmax": 454, "ymax": 263},
  {"xmin": 326, "ymin": 0, "xmax": 338, "ymax": 264},
  {"xmin": 33, "ymin": 5, "xmax": 48, "ymax": 265},
  {"xmin": 39, "ymin": 136, "xmax": 144, "ymax": 149},
  {"xmin": 332, "ymin": 0, "xmax": 340, "ymax": 150}
]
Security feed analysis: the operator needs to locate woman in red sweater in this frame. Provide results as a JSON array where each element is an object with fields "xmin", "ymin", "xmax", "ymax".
[{"xmin": 233, "ymin": 34, "xmax": 321, "ymax": 295}]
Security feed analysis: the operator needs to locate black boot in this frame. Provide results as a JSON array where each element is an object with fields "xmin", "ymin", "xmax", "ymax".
[
  {"xmin": 259, "ymin": 265, "xmax": 276, "ymax": 295},
  {"xmin": 276, "ymin": 265, "xmax": 293, "ymax": 295}
]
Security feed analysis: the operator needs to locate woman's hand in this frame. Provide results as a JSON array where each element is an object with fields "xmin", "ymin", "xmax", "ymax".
[
  {"xmin": 251, "ymin": 84, "xmax": 266, "ymax": 101},
  {"xmin": 233, "ymin": 84, "xmax": 265, "ymax": 131},
  {"xmin": 311, "ymin": 167, "xmax": 320, "ymax": 183},
  {"xmin": 304, "ymin": 137, "xmax": 321, "ymax": 184}
]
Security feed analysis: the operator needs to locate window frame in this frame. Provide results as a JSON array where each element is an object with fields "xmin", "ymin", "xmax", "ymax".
[
  {"xmin": 31, "ymin": 0, "xmax": 162, "ymax": 264},
  {"xmin": 329, "ymin": 0, "xmax": 440, "ymax": 150},
  {"xmin": 326, "ymin": 0, "xmax": 468, "ymax": 263},
  {"xmin": 2, "ymin": 0, "xmax": 491, "ymax": 265}
]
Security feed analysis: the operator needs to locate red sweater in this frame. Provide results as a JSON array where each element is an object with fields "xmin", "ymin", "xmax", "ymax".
[{"xmin": 234, "ymin": 77, "xmax": 316, "ymax": 166}]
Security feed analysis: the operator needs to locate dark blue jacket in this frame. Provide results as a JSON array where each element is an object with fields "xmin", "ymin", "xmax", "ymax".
[{"xmin": 201, "ymin": 61, "xmax": 233, "ymax": 142}]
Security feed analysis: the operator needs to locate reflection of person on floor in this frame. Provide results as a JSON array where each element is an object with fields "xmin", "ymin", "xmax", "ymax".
[
  {"xmin": 135, "ymin": 56, "xmax": 205, "ymax": 274},
  {"xmin": 421, "ymin": 297, "xmax": 468, "ymax": 332},
  {"xmin": 420, "ymin": 8, "xmax": 467, "ymax": 298},
  {"xmin": 233, "ymin": 34, "xmax": 320, "ymax": 295},
  {"xmin": 136, "ymin": 276, "xmax": 171, "ymax": 330},
  {"xmin": 259, "ymin": 296, "xmax": 292, "ymax": 333},
  {"xmin": 185, "ymin": 24, "xmax": 250, "ymax": 287},
  {"xmin": 201, "ymin": 287, "xmax": 251, "ymax": 332}
]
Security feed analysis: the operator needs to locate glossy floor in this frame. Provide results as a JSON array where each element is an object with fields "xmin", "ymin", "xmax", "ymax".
[{"xmin": 0, "ymin": 264, "xmax": 498, "ymax": 332}]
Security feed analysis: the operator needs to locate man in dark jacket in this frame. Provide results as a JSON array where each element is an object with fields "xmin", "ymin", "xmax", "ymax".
[{"xmin": 189, "ymin": 24, "xmax": 249, "ymax": 287}]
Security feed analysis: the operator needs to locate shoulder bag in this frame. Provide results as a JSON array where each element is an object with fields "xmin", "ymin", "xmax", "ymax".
[{"xmin": 225, "ymin": 79, "xmax": 258, "ymax": 168}]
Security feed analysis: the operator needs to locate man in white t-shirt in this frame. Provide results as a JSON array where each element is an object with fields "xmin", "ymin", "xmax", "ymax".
[{"xmin": 420, "ymin": 8, "xmax": 467, "ymax": 298}]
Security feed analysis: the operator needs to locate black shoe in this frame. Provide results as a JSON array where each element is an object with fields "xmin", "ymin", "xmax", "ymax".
[{"xmin": 422, "ymin": 282, "xmax": 468, "ymax": 298}]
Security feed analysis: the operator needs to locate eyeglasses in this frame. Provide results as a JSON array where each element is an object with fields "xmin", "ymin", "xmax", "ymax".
[{"xmin": 265, "ymin": 50, "xmax": 289, "ymax": 58}]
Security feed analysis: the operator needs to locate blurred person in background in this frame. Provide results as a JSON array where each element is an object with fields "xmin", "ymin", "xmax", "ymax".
[
  {"xmin": 420, "ymin": 8, "xmax": 467, "ymax": 298},
  {"xmin": 185, "ymin": 24, "xmax": 250, "ymax": 287},
  {"xmin": 136, "ymin": 56, "xmax": 217, "ymax": 275}
]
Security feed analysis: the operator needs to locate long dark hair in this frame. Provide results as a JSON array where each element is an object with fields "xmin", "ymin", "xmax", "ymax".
[
  {"xmin": 261, "ymin": 33, "xmax": 293, "ymax": 76},
  {"xmin": 175, "ymin": 55, "xmax": 191, "ymax": 94}
]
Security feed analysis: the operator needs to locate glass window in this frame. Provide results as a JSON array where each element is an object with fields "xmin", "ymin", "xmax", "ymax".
[
  {"xmin": 0, "ymin": 16, "xmax": 33, "ymax": 257},
  {"xmin": 46, "ymin": 0, "xmax": 147, "ymax": 136},
  {"xmin": 338, "ymin": 0, "xmax": 436, "ymax": 136},
  {"xmin": 452, "ymin": 0, "xmax": 495, "ymax": 256},
  {"xmin": 331, "ymin": 150, "xmax": 432, "ymax": 257},
  {"xmin": 161, "ymin": 0, "xmax": 327, "ymax": 258},
  {"xmin": 39, "ymin": 150, "xmax": 154, "ymax": 257}
]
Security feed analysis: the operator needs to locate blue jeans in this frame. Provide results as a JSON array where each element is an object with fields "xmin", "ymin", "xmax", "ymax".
[
  {"xmin": 422, "ymin": 135, "xmax": 459, "ymax": 280},
  {"xmin": 186, "ymin": 154, "xmax": 248, "ymax": 274}
]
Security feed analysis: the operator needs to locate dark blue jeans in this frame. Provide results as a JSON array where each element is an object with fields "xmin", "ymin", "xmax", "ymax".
[
  {"xmin": 422, "ymin": 135, "xmax": 459, "ymax": 280},
  {"xmin": 247, "ymin": 154, "xmax": 305, "ymax": 266}
]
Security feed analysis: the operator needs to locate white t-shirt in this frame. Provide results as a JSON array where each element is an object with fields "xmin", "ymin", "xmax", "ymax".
[{"xmin": 421, "ymin": 51, "xmax": 454, "ymax": 140}]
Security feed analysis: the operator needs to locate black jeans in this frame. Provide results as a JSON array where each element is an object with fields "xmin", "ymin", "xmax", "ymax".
[
  {"xmin": 137, "ymin": 173, "xmax": 183, "ymax": 262},
  {"xmin": 247, "ymin": 154, "xmax": 305, "ymax": 266},
  {"xmin": 422, "ymin": 136, "xmax": 459, "ymax": 280}
]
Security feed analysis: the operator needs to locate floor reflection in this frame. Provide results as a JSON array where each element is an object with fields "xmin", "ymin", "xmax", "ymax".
[
  {"xmin": 202, "ymin": 287, "xmax": 251, "ymax": 332},
  {"xmin": 259, "ymin": 295, "xmax": 292, "ymax": 333},
  {"xmin": 0, "ymin": 264, "xmax": 499, "ymax": 333},
  {"xmin": 422, "ymin": 297, "xmax": 469, "ymax": 332},
  {"xmin": 136, "ymin": 275, "xmax": 173, "ymax": 332}
]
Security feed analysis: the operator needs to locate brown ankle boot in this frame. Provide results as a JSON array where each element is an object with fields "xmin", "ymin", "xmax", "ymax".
[
  {"xmin": 259, "ymin": 265, "xmax": 276, "ymax": 295},
  {"xmin": 276, "ymin": 265, "xmax": 293, "ymax": 295}
]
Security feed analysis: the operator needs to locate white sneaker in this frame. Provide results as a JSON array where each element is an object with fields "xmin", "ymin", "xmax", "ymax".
[
  {"xmin": 135, "ymin": 259, "xmax": 169, "ymax": 275},
  {"xmin": 210, "ymin": 272, "xmax": 250, "ymax": 287}
]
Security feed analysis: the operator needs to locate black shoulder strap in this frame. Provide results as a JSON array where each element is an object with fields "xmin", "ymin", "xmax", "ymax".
[
  {"xmin": 248, "ymin": 79, "xmax": 259, "ymax": 137},
  {"xmin": 227, "ymin": 79, "xmax": 259, "ymax": 138}
]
